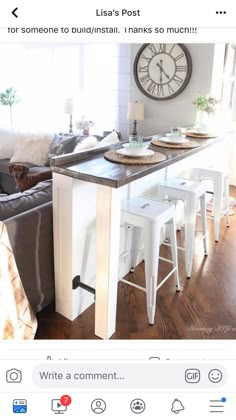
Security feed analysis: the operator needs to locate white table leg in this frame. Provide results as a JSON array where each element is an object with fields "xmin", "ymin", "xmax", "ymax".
[
  {"xmin": 95, "ymin": 185, "xmax": 120, "ymax": 339},
  {"xmin": 53, "ymin": 173, "xmax": 96, "ymax": 321}
]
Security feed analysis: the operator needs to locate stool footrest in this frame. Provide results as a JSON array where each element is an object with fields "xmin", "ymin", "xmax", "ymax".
[
  {"xmin": 120, "ymin": 266, "xmax": 178, "ymax": 294},
  {"xmin": 156, "ymin": 267, "xmax": 178, "ymax": 291},
  {"xmin": 163, "ymin": 235, "xmax": 206, "ymax": 252},
  {"xmin": 197, "ymin": 213, "xmax": 228, "ymax": 221},
  {"xmin": 120, "ymin": 278, "xmax": 146, "ymax": 292},
  {"xmin": 159, "ymin": 256, "xmax": 174, "ymax": 264}
]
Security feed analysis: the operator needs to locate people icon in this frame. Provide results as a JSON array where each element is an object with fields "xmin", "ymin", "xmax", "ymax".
[
  {"xmin": 130, "ymin": 399, "xmax": 146, "ymax": 413},
  {"xmin": 91, "ymin": 399, "xmax": 106, "ymax": 414}
]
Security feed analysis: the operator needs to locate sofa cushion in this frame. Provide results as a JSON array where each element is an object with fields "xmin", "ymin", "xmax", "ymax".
[{"xmin": 0, "ymin": 180, "xmax": 52, "ymax": 220}]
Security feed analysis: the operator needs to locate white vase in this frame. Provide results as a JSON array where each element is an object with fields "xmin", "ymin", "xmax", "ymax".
[{"xmin": 195, "ymin": 110, "xmax": 209, "ymax": 128}]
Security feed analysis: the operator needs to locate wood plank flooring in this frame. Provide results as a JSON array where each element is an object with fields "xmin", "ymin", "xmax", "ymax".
[{"xmin": 35, "ymin": 187, "xmax": 236, "ymax": 340}]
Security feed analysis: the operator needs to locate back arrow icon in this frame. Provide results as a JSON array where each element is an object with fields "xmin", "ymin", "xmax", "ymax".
[{"xmin": 12, "ymin": 7, "xmax": 18, "ymax": 18}]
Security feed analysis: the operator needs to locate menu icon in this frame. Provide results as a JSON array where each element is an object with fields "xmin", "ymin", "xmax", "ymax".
[{"xmin": 209, "ymin": 397, "xmax": 226, "ymax": 413}]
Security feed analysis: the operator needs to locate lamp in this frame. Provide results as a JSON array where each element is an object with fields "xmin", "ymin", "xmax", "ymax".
[
  {"xmin": 64, "ymin": 98, "xmax": 74, "ymax": 133},
  {"xmin": 127, "ymin": 101, "xmax": 144, "ymax": 136}
]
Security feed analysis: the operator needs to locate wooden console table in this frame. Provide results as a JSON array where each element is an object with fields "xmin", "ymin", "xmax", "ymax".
[{"xmin": 51, "ymin": 135, "xmax": 227, "ymax": 339}]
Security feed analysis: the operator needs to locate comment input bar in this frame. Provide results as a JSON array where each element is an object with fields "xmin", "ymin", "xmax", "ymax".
[{"xmin": 32, "ymin": 362, "xmax": 226, "ymax": 389}]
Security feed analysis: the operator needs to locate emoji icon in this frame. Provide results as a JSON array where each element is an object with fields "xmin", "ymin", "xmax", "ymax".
[{"xmin": 208, "ymin": 369, "xmax": 223, "ymax": 383}]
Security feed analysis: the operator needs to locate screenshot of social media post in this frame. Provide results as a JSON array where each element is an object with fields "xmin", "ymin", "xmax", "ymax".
[{"xmin": 0, "ymin": 1, "xmax": 236, "ymax": 348}]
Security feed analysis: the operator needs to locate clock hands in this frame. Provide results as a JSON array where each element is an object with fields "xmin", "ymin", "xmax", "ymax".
[
  {"xmin": 156, "ymin": 61, "xmax": 170, "ymax": 81},
  {"xmin": 135, "ymin": 44, "xmax": 191, "ymax": 99},
  {"xmin": 159, "ymin": 59, "xmax": 163, "ymax": 83}
]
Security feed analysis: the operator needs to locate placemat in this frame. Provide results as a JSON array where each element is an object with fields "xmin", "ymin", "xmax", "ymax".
[
  {"xmin": 151, "ymin": 139, "xmax": 200, "ymax": 149},
  {"xmin": 182, "ymin": 131, "xmax": 218, "ymax": 139},
  {"xmin": 104, "ymin": 150, "xmax": 166, "ymax": 165}
]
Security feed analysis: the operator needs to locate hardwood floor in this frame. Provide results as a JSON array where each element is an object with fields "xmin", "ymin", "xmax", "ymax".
[{"xmin": 35, "ymin": 187, "xmax": 236, "ymax": 340}]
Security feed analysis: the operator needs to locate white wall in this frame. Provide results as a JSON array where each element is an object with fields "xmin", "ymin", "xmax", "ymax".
[
  {"xmin": 117, "ymin": 44, "xmax": 132, "ymax": 139},
  {"xmin": 117, "ymin": 43, "xmax": 216, "ymax": 138}
]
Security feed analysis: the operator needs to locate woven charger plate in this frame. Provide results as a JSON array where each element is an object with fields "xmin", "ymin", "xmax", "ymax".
[
  {"xmin": 104, "ymin": 150, "xmax": 166, "ymax": 165},
  {"xmin": 151, "ymin": 139, "xmax": 199, "ymax": 149},
  {"xmin": 182, "ymin": 131, "xmax": 218, "ymax": 139}
]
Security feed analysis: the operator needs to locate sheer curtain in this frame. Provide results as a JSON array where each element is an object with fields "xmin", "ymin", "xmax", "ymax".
[
  {"xmin": 222, "ymin": 44, "xmax": 236, "ymax": 186},
  {"xmin": 0, "ymin": 44, "xmax": 119, "ymax": 134},
  {"xmin": 229, "ymin": 125, "xmax": 236, "ymax": 186}
]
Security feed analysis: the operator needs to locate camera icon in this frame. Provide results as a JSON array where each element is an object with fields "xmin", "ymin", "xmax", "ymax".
[{"xmin": 6, "ymin": 369, "xmax": 22, "ymax": 383}]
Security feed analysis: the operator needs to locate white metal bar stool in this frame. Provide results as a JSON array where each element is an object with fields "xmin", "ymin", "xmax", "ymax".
[
  {"xmin": 191, "ymin": 166, "xmax": 230, "ymax": 242},
  {"xmin": 157, "ymin": 178, "xmax": 208, "ymax": 278},
  {"xmin": 120, "ymin": 196, "xmax": 180, "ymax": 325}
]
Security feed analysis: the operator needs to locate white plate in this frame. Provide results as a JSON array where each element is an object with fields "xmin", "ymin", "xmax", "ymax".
[
  {"xmin": 117, "ymin": 148, "xmax": 154, "ymax": 157},
  {"xmin": 159, "ymin": 136, "xmax": 187, "ymax": 144},
  {"xmin": 166, "ymin": 132, "xmax": 184, "ymax": 137},
  {"xmin": 188, "ymin": 129, "xmax": 209, "ymax": 135},
  {"xmin": 122, "ymin": 142, "xmax": 148, "ymax": 149}
]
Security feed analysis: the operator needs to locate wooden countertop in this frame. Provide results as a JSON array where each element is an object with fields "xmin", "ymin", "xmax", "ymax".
[{"xmin": 51, "ymin": 134, "xmax": 225, "ymax": 188}]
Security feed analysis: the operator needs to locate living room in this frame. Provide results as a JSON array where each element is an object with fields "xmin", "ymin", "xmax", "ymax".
[{"xmin": 0, "ymin": 42, "xmax": 236, "ymax": 340}]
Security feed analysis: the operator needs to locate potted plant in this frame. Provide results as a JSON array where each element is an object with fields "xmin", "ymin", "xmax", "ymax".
[
  {"xmin": 0, "ymin": 87, "xmax": 21, "ymax": 125},
  {"xmin": 192, "ymin": 94, "xmax": 220, "ymax": 128}
]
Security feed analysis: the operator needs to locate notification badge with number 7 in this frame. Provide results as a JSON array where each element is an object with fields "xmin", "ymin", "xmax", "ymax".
[{"xmin": 60, "ymin": 395, "xmax": 72, "ymax": 406}]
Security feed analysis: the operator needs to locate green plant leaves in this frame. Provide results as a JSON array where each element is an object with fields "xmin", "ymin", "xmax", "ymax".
[
  {"xmin": 0, "ymin": 87, "xmax": 20, "ymax": 106},
  {"xmin": 192, "ymin": 94, "xmax": 220, "ymax": 114}
]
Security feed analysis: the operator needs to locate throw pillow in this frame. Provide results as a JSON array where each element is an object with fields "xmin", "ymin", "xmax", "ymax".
[
  {"xmin": 10, "ymin": 137, "xmax": 52, "ymax": 166},
  {"xmin": 0, "ymin": 127, "xmax": 23, "ymax": 159},
  {"xmin": 73, "ymin": 136, "xmax": 99, "ymax": 152},
  {"xmin": 0, "ymin": 128, "xmax": 54, "ymax": 160},
  {"xmin": 103, "ymin": 130, "xmax": 121, "ymax": 140},
  {"xmin": 99, "ymin": 131, "xmax": 119, "ymax": 145},
  {"xmin": 13, "ymin": 131, "xmax": 54, "ymax": 150},
  {"xmin": 0, "ymin": 180, "xmax": 52, "ymax": 220},
  {"xmin": 49, "ymin": 133, "xmax": 86, "ymax": 158}
]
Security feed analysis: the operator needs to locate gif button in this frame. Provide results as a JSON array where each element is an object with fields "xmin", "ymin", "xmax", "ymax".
[{"xmin": 185, "ymin": 369, "xmax": 200, "ymax": 383}]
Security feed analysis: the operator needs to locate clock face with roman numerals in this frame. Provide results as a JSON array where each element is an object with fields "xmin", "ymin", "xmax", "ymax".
[{"xmin": 134, "ymin": 43, "xmax": 192, "ymax": 100}]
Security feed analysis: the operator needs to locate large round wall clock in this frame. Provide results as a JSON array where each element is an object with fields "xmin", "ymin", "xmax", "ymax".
[{"xmin": 134, "ymin": 43, "xmax": 192, "ymax": 100}]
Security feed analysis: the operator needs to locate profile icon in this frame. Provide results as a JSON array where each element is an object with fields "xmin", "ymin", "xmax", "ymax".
[{"xmin": 91, "ymin": 398, "xmax": 106, "ymax": 414}]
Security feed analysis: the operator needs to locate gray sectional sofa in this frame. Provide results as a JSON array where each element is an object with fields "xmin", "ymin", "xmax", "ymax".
[
  {"xmin": 0, "ymin": 131, "xmax": 90, "ymax": 313},
  {"xmin": 0, "ymin": 159, "xmax": 54, "ymax": 313},
  {"xmin": 0, "ymin": 129, "xmax": 120, "ymax": 314}
]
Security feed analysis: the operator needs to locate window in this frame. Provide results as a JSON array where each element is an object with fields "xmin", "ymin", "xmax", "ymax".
[
  {"xmin": 0, "ymin": 44, "xmax": 119, "ymax": 133},
  {"xmin": 222, "ymin": 44, "xmax": 236, "ymax": 110}
]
